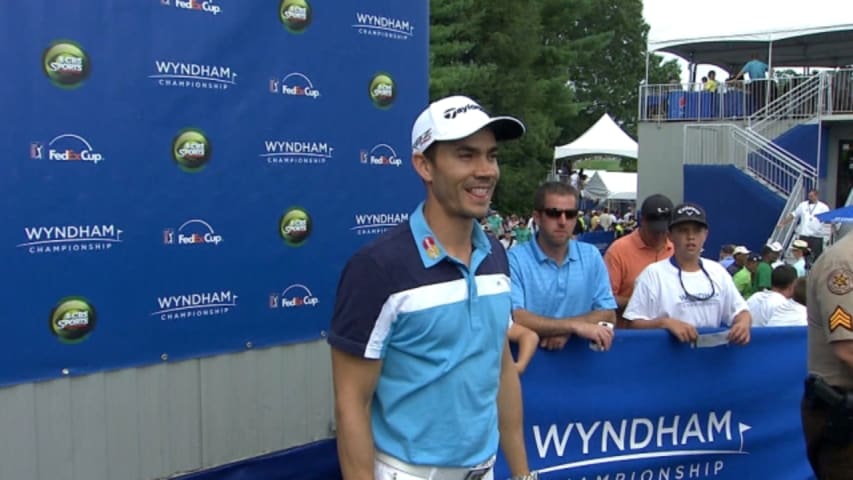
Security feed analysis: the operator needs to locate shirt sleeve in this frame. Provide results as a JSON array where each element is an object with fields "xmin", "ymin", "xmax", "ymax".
[
  {"xmin": 721, "ymin": 270, "xmax": 749, "ymax": 326},
  {"xmin": 591, "ymin": 248, "xmax": 617, "ymax": 310},
  {"xmin": 623, "ymin": 266, "xmax": 658, "ymax": 321},
  {"xmin": 509, "ymin": 250, "xmax": 527, "ymax": 311},
  {"xmin": 815, "ymin": 266, "xmax": 853, "ymax": 343},
  {"xmin": 604, "ymin": 247, "xmax": 623, "ymax": 299},
  {"xmin": 328, "ymin": 252, "xmax": 393, "ymax": 359}
]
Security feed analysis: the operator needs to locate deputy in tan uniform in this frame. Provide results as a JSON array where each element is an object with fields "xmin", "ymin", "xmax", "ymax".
[{"xmin": 802, "ymin": 230, "xmax": 853, "ymax": 479}]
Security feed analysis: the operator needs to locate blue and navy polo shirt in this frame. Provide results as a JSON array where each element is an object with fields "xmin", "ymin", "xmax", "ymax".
[
  {"xmin": 328, "ymin": 202, "xmax": 511, "ymax": 467},
  {"xmin": 508, "ymin": 237, "xmax": 616, "ymax": 318}
]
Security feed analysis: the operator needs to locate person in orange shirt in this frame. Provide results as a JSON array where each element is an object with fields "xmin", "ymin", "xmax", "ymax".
[{"xmin": 604, "ymin": 194, "xmax": 675, "ymax": 328}]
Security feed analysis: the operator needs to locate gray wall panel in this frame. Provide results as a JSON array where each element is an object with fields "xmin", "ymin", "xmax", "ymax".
[
  {"xmin": 0, "ymin": 384, "xmax": 38, "ymax": 479},
  {"xmin": 0, "ymin": 340, "xmax": 333, "ymax": 480},
  {"xmin": 33, "ymin": 380, "xmax": 73, "ymax": 480},
  {"xmin": 104, "ymin": 370, "xmax": 141, "ymax": 480},
  {"xmin": 70, "ymin": 374, "xmax": 109, "ymax": 480}
]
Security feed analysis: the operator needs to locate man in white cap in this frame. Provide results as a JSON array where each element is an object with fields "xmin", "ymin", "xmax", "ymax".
[
  {"xmin": 726, "ymin": 245, "xmax": 751, "ymax": 276},
  {"xmin": 329, "ymin": 95, "xmax": 537, "ymax": 480},
  {"xmin": 789, "ymin": 239, "xmax": 811, "ymax": 277}
]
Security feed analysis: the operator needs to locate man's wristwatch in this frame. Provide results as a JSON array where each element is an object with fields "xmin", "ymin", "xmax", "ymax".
[{"xmin": 509, "ymin": 473, "xmax": 538, "ymax": 480}]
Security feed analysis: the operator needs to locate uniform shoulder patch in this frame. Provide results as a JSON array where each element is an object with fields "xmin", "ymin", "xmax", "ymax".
[
  {"xmin": 829, "ymin": 306, "xmax": 853, "ymax": 332},
  {"xmin": 826, "ymin": 268, "xmax": 853, "ymax": 295}
]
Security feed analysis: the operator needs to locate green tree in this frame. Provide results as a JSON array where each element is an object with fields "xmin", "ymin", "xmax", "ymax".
[{"xmin": 428, "ymin": 0, "xmax": 674, "ymax": 213}]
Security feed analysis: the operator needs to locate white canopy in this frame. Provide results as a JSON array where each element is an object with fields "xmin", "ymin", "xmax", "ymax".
[
  {"xmin": 553, "ymin": 113, "xmax": 638, "ymax": 160},
  {"xmin": 583, "ymin": 170, "xmax": 637, "ymax": 201}
]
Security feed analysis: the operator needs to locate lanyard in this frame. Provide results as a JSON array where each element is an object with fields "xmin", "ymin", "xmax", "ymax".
[{"xmin": 669, "ymin": 256, "xmax": 717, "ymax": 301}]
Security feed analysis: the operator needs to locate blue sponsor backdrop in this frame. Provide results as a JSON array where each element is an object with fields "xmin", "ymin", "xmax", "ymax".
[{"xmin": 0, "ymin": 1, "xmax": 428, "ymax": 386}]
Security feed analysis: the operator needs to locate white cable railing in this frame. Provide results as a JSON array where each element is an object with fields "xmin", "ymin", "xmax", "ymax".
[{"xmin": 748, "ymin": 74, "xmax": 822, "ymax": 141}]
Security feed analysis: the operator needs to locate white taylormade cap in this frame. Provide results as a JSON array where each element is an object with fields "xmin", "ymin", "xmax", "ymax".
[{"xmin": 411, "ymin": 95, "xmax": 526, "ymax": 152}]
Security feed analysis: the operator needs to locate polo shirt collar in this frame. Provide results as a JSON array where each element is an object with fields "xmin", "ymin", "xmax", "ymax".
[
  {"xmin": 408, "ymin": 201, "xmax": 491, "ymax": 268},
  {"xmin": 531, "ymin": 235, "xmax": 579, "ymax": 265},
  {"xmin": 630, "ymin": 229, "xmax": 673, "ymax": 251}
]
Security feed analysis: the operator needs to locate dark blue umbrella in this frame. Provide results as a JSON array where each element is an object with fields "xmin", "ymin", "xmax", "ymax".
[{"xmin": 816, "ymin": 204, "xmax": 853, "ymax": 223}]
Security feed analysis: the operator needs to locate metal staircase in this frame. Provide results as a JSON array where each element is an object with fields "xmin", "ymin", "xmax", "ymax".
[{"xmin": 683, "ymin": 74, "xmax": 826, "ymax": 249}]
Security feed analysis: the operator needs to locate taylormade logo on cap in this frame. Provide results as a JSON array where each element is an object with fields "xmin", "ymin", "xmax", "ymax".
[{"xmin": 411, "ymin": 95, "xmax": 525, "ymax": 152}]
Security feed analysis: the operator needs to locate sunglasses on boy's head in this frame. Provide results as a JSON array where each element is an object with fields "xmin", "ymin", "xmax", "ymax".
[{"xmin": 539, "ymin": 208, "xmax": 579, "ymax": 220}]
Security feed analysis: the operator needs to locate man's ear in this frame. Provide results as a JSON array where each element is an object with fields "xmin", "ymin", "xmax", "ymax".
[{"xmin": 412, "ymin": 151, "xmax": 433, "ymax": 183}]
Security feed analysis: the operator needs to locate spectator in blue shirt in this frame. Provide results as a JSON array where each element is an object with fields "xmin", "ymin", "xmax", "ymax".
[
  {"xmin": 735, "ymin": 53, "xmax": 770, "ymax": 111},
  {"xmin": 509, "ymin": 182, "xmax": 617, "ymax": 351}
]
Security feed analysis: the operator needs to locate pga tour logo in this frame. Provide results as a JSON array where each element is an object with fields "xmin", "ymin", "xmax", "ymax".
[
  {"xmin": 269, "ymin": 72, "xmax": 321, "ymax": 99},
  {"xmin": 269, "ymin": 284, "xmax": 319, "ymax": 308},
  {"xmin": 360, "ymin": 143, "xmax": 402, "ymax": 167},
  {"xmin": 30, "ymin": 134, "xmax": 105, "ymax": 164},
  {"xmin": 163, "ymin": 219, "xmax": 223, "ymax": 246}
]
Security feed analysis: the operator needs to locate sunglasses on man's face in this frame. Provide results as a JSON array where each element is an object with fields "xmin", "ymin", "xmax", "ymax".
[{"xmin": 540, "ymin": 208, "xmax": 579, "ymax": 220}]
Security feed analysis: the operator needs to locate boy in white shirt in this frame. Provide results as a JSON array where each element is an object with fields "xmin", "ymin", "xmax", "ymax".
[
  {"xmin": 748, "ymin": 264, "xmax": 797, "ymax": 326},
  {"xmin": 624, "ymin": 203, "xmax": 752, "ymax": 344}
]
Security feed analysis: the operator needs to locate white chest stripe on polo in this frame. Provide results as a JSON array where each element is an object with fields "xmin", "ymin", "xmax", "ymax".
[{"xmin": 363, "ymin": 274, "xmax": 510, "ymax": 359}]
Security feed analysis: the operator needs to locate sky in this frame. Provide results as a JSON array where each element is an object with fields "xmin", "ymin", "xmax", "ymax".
[{"xmin": 642, "ymin": 0, "xmax": 848, "ymax": 82}]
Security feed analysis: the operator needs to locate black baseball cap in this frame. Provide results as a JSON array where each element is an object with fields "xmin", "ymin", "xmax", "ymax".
[
  {"xmin": 640, "ymin": 194, "xmax": 674, "ymax": 233},
  {"xmin": 669, "ymin": 203, "xmax": 708, "ymax": 229}
]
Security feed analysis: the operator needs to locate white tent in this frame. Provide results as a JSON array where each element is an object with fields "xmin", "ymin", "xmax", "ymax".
[
  {"xmin": 583, "ymin": 171, "xmax": 637, "ymax": 201},
  {"xmin": 553, "ymin": 113, "xmax": 638, "ymax": 160}
]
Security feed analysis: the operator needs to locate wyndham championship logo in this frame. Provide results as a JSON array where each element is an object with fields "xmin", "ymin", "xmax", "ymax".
[
  {"xmin": 49, "ymin": 297, "xmax": 96, "ymax": 343},
  {"xmin": 152, "ymin": 290, "xmax": 238, "ymax": 321},
  {"xmin": 18, "ymin": 224, "xmax": 123, "ymax": 255},
  {"xmin": 30, "ymin": 134, "xmax": 105, "ymax": 164},
  {"xmin": 261, "ymin": 140, "xmax": 334, "ymax": 165},
  {"xmin": 279, "ymin": 0, "xmax": 311, "ymax": 33},
  {"xmin": 532, "ymin": 410, "xmax": 752, "ymax": 480},
  {"xmin": 172, "ymin": 128, "xmax": 212, "ymax": 172},
  {"xmin": 368, "ymin": 73, "xmax": 395, "ymax": 109},
  {"xmin": 351, "ymin": 212, "xmax": 408, "ymax": 236},
  {"xmin": 42, "ymin": 40, "xmax": 90, "ymax": 89},
  {"xmin": 149, "ymin": 60, "xmax": 237, "ymax": 90},
  {"xmin": 353, "ymin": 12, "xmax": 414, "ymax": 41}
]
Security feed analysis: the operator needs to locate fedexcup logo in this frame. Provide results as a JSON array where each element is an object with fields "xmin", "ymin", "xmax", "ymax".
[
  {"xmin": 279, "ymin": 0, "xmax": 312, "ymax": 33},
  {"xmin": 369, "ymin": 73, "xmax": 395, "ymax": 109},
  {"xmin": 42, "ymin": 40, "xmax": 90, "ymax": 89},
  {"xmin": 50, "ymin": 297, "xmax": 96, "ymax": 343},
  {"xmin": 269, "ymin": 284, "xmax": 320, "ymax": 309},
  {"xmin": 280, "ymin": 207, "xmax": 312, "ymax": 246},
  {"xmin": 172, "ymin": 128, "xmax": 211, "ymax": 172},
  {"xmin": 360, "ymin": 143, "xmax": 402, "ymax": 167},
  {"xmin": 269, "ymin": 72, "xmax": 321, "ymax": 99},
  {"xmin": 30, "ymin": 134, "xmax": 105, "ymax": 164},
  {"xmin": 163, "ymin": 219, "xmax": 223, "ymax": 246}
]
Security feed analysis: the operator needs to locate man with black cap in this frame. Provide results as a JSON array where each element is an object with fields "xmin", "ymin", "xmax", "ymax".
[
  {"xmin": 604, "ymin": 194, "xmax": 675, "ymax": 328},
  {"xmin": 329, "ymin": 95, "xmax": 537, "ymax": 480},
  {"xmin": 623, "ymin": 202, "xmax": 752, "ymax": 344}
]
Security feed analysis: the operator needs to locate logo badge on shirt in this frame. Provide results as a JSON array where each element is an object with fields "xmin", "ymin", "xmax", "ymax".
[
  {"xmin": 828, "ymin": 305, "xmax": 853, "ymax": 332},
  {"xmin": 422, "ymin": 236, "xmax": 440, "ymax": 259},
  {"xmin": 826, "ymin": 268, "xmax": 853, "ymax": 295}
]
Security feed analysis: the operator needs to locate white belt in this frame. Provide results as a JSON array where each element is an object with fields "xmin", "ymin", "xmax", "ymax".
[{"xmin": 375, "ymin": 451, "xmax": 495, "ymax": 480}]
